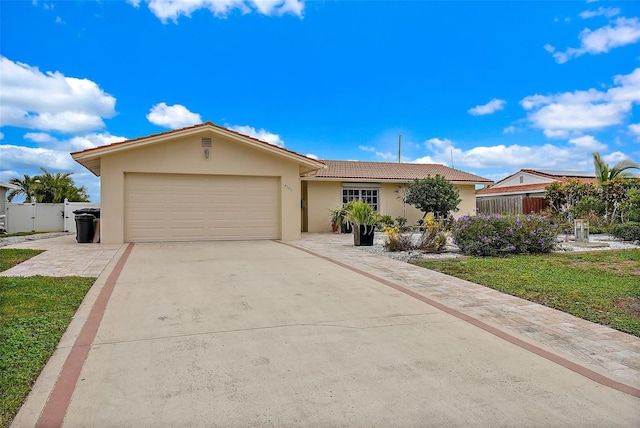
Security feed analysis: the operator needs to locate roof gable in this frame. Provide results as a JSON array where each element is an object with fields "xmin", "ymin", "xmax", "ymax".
[
  {"xmin": 303, "ymin": 160, "xmax": 492, "ymax": 184},
  {"xmin": 71, "ymin": 122, "xmax": 325, "ymax": 176}
]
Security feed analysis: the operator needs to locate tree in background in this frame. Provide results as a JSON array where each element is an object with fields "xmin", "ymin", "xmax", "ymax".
[
  {"xmin": 592, "ymin": 152, "xmax": 640, "ymax": 183},
  {"xmin": 7, "ymin": 174, "xmax": 37, "ymax": 202},
  {"xmin": 6, "ymin": 168, "xmax": 89, "ymax": 203},
  {"xmin": 405, "ymin": 175, "xmax": 461, "ymax": 220}
]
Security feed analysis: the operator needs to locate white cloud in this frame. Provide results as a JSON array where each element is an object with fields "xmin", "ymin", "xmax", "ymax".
[
  {"xmin": 568, "ymin": 135, "xmax": 607, "ymax": 151},
  {"xmin": 374, "ymin": 151, "xmax": 395, "ymax": 161},
  {"xmin": 0, "ymin": 144, "xmax": 76, "ymax": 171},
  {"xmin": 603, "ymin": 151, "xmax": 629, "ymax": 163},
  {"xmin": 629, "ymin": 123, "xmax": 640, "ymax": 140},
  {"xmin": 0, "ymin": 132, "xmax": 4, "ymax": 140},
  {"xmin": 521, "ymin": 67, "xmax": 640, "ymax": 136},
  {"xmin": 305, "ymin": 153, "xmax": 319, "ymax": 160},
  {"xmin": 146, "ymin": 103, "xmax": 202, "ymax": 129},
  {"xmin": 66, "ymin": 133, "xmax": 127, "ymax": 151},
  {"xmin": 467, "ymin": 98, "xmax": 506, "ymax": 116},
  {"xmin": 24, "ymin": 132, "xmax": 57, "ymax": 143},
  {"xmin": 0, "ymin": 56, "xmax": 116, "ymax": 133},
  {"xmin": 580, "ymin": 7, "xmax": 620, "ymax": 19},
  {"xmin": 503, "ymin": 126, "xmax": 516, "ymax": 134},
  {"xmin": 129, "ymin": 0, "xmax": 304, "ymax": 23},
  {"xmin": 23, "ymin": 132, "xmax": 126, "ymax": 152},
  {"xmin": 228, "ymin": 125, "xmax": 284, "ymax": 147},
  {"xmin": 358, "ymin": 145, "xmax": 375, "ymax": 152},
  {"xmin": 416, "ymin": 137, "xmax": 602, "ymax": 172},
  {"xmin": 549, "ymin": 17, "xmax": 640, "ymax": 63}
]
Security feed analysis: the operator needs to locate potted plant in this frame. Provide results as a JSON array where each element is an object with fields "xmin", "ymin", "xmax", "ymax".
[
  {"xmin": 338, "ymin": 201, "xmax": 355, "ymax": 234},
  {"xmin": 329, "ymin": 207, "xmax": 342, "ymax": 233},
  {"xmin": 346, "ymin": 200, "xmax": 379, "ymax": 246}
]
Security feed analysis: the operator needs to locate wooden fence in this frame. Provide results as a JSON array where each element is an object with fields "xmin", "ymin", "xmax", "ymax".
[{"xmin": 476, "ymin": 196, "xmax": 548, "ymax": 215}]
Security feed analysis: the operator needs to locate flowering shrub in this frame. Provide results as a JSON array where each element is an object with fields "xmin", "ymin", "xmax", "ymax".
[
  {"xmin": 382, "ymin": 226, "xmax": 414, "ymax": 251},
  {"xmin": 382, "ymin": 215, "xmax": 449, "ymax": 253},
  {"xmin": 451, "ymin": 214, "xmax": 558, "ymax": 256}
]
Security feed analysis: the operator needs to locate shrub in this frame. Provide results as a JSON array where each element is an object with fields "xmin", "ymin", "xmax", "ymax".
[
  {"xmin": 382, "ymin": 217, "xmax": 449, "ymax": 253},
  {"xmin": 394, "ymin": 216, "xmax": 408, "ymax": 230},
  {"xmin": 382, "ymin": 226, "xmax": 414, "ymax": 251},
  {"xmin": 452, "ymin": 214, "xmax": 558, "ymax": 256},
  {"xmin": 405, "ymin": 175, "xmax": 461, "ymax": 219},
  {"xmin": 378, "ymin": 215, "xmax": 394, "ymax": 228},
  {"xmin": 611, "ymin": 222, "xmax": 640, "ymax": 242}
]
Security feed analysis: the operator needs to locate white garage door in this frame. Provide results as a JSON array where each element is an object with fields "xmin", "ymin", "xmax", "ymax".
[{"xmin": 124, "ymin": 173, "xmax": 279, "ymax": 242}]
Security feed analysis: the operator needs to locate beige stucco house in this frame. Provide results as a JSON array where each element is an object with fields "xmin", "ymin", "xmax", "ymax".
[
  {"xmin": 302, "ymin": 160, "xmax": 492, "ymax": 233},
  {"xmin": 72, "ymin": 122, "xmax": 492, "ymax": 243}
]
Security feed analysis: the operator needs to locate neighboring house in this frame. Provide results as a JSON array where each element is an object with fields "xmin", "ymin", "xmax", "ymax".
[
  {"xmin": 71, "ymin": 122, "xmax": 492, "ymax": 243},
  {"xmin": 0, "ymin": 181, "xmax": 17, "ymax": 232},
  {"xmin": 301, "ymin": 160, "xmax": 492, "ymax": 233},
  {"xmin": 476, "ymin": 169, "xmax": 597, "ymax": 215}
]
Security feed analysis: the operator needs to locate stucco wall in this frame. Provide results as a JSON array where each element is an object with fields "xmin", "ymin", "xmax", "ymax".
[
  {"xmin": 304, "ymin": 181, "xmax": 479, "ymax": 233},
  {"xmin": 100, "ymin": 132, "xmax": 302, "ymax": 243},
  {"xmin": 305, "ymin": 181, "xmax": 341, "ymax": 233}
]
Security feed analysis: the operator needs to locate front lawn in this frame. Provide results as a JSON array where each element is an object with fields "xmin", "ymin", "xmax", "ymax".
[
  {"xmin": 416, "ymin": 249, "xmax": 640, "ymax": 337},
  {"xmin": 0, "ymin": 249, "xmax": 44, "ymax": 272},
  {"xmin": 0, "ymin": 249, "xmax": 94, "ymax": 428}
]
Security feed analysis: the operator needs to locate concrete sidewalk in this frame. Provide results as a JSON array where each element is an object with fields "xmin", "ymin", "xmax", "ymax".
[{"xmin": 10, "ymin": 239, "xmax": 640, "ymax": 427}]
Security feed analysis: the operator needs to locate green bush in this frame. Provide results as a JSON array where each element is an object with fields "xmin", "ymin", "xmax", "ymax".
[
  {"xmin": 452, "ymin": 214, "xmax": 558, "ymax": 256},
  {"xmin": 588, "ymin": 224, "xmax": 612, "ymax": 234},
  {"xmin": 611, "ymin": 222, "xmax": 640, "ymax": 242}
]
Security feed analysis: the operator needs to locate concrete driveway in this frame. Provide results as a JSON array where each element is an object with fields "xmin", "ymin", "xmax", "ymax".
[{"xmin": 13, "ymin": 240, "xmax": 640, "ymax": 427}]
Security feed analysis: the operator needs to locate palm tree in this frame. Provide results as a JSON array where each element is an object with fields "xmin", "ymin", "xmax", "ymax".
[
  {"xmin": 7, "ymin": 174, "xmax": 37, "ymax": 202},
  {"xmin": 33, "ymin": 168, "xmax": 89, "ymax": 203},
  {"xmin": 592, "ymin": 152, "xmax": 640, "ymax": 183}
]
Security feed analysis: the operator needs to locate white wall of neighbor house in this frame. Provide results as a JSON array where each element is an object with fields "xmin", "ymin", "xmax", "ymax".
[
  {"xmin": 304, "ymin": 181, "xmax": 480, "ymax": 233},
  {"xmin": 498, "ymin": 172, "xmax": 553, "ymax": 188},
  {"xmin": 100, "ymin": 132, "xmax": 302, "ymax": 244}
]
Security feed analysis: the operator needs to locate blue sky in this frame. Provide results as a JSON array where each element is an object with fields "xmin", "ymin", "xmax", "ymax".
[{"xmin": 1, "ymin": 0, "xmax": 639, "ymax": 201}]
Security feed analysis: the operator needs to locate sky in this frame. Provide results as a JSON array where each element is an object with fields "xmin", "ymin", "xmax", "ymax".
[{"xmin": 1, "ymin": 0, "xmax": 639, "ymax": 202}]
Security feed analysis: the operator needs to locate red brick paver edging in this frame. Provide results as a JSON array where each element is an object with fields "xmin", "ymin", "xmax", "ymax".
[{"xmin": 36, "ymin": 243, "xmax": 134, "ymax": 427}]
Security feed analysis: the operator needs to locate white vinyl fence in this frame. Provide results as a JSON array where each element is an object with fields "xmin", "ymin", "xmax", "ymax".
[{"xmin": 5, "ymin": 199, "xmax": 100, "ymax": 234}]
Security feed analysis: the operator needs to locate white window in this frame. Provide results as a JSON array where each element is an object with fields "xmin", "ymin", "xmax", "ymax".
[{"xmin": 342, "ymin": 187, "xmax": 379, "ymax": 211}]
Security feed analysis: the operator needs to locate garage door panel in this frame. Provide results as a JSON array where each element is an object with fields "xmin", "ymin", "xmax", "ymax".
[{"xmin": 125, "ymin": 173, "xmax": 279, "ymax": 242}]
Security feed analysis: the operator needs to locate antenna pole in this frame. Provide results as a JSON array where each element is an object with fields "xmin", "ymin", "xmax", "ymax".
[
  {"xmin": 450, "ymin": 148, "xmax": 454, "ymax": 169},
  {"xmin": 398, "ymin": 134, "xmax": 402, "ymax": 163}
]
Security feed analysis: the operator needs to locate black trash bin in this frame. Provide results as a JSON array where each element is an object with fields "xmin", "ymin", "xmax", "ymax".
[
  {"xmin": 75, "ymin": 213, "xmax": 95, "ymax": 243},
  {"xmin": 73, "ymin": 208, "xmax": 100, "ymax": 219}
]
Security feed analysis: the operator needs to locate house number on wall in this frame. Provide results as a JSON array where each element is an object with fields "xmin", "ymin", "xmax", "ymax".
[{"xmin": 284, "ymin": 184, "xmax": 293, "ymax": 192}]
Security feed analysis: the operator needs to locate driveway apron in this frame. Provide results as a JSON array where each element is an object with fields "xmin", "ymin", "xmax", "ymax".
[{"xmin": 30, "ymin": 241, "xmax": 640, "ymax": 426}]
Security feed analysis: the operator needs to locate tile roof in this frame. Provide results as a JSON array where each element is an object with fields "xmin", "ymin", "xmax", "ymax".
[
  {"xmin": 477, "ymin": 175, "xmax": 598, "ymax": 196},
  {"xmin": 304, "ymin": 160, "xmax": 493, "ymax": 183},
  {"xmin": 476, "ymin": 183, "xmax": 549, "ymax": 195}
]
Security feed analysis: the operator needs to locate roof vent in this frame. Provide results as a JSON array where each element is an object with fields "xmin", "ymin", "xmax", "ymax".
[{"xmin": 201, "ymin": 137, "xmax": 212, "ymax": 147}]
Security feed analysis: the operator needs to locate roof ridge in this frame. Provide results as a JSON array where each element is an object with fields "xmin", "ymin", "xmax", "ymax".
[{"xmin": 70, "ymin": 121, "xmax": 324, "ymax": 166}]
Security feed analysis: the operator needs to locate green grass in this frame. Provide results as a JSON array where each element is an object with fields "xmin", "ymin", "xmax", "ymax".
[
  {"xmin": 0, "ymin": 249, "xmax": 44, "ymax": 272},
  {"xmin": 0, "ymin": 232, "xmax": 48, "ymax": 238},
  {"xmin": 416, "ymin": 249, "xmax": 640, "ymax": 337},
  {"xmin": 0, "ymin": 249, "xmax": 94, "ymax": 428}
]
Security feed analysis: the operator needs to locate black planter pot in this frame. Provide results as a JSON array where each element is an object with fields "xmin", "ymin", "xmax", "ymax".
[
  {"xmin": 353, "ymin": 224, "xmax": 375, "ymax": 246},
  {"xmin": 341, "ymin": 222, "xmax": 353, "ymax": 234}
]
